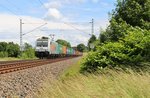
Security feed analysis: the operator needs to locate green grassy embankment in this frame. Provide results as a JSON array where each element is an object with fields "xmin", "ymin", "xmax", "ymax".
[
  {"xmin": 0, "ymin": 57, "xmax": 22, "ymax": 61},
  {"xmin": 37, "ymin": 54, "xmax": 150, "ymax": 98},
  {"xmin": 0, "ymin": 57, "xmax": 38, "ymax": 61}
]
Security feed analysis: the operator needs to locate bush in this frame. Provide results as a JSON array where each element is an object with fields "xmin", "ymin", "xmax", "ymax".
[
  {"xmin": 0, "ymin": 42, "xmax": 20, "ymax": 57},
  {"xmin": 81, "ymin": 28, "xmax": 150, "ymax": 72},
  {"xmin": 81, "ymin": 42, "xmax": 128, "ymax": 72},
  {"xmin": 7, "ymin": 42, "xmax": 20, "ymax": 57},
  {"xmin": 20, "ymin": 48, "xmax": 36, "ymax": 59},
  {"xmin": 0, "ymin": 52, "xmax": 8, "ymax": 57}
]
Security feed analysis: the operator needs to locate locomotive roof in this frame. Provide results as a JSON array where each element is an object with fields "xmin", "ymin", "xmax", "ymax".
[{"xmin": 37, "ymin": 37, "xmax": 49, "ymax": 41}]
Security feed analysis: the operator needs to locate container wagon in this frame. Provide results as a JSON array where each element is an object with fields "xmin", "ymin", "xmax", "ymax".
[{"xmin": 35, "ymin": 37, "xmax": 81, "ymax": 58}]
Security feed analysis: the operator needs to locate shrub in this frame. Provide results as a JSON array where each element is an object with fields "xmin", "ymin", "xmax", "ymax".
[
  {"xmin": 0, "ymin": 52, "xmax": 8, "ymax": 57},
  {"xmin": 81, "ymin": 42, "xmax": 128, "ymax": 72},
  {"xmin": 81, "ymin": 28, "xmax": 150, "ymax": 72},
  {"xmin": 20, "ymin": 48, "xmax": 36, "ymax": 59}
]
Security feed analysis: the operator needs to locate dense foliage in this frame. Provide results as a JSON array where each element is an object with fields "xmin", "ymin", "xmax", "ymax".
[
  {"xmin": 81, "ymin": 0, "xmax": 150, "ymax": 72},
  {"xmin": 0, "ymin": 42, "xmax": 36, "ymax": 59},
  {"xmin": 102, "ymin": 0, "xmax": 150, "ymax": 42},
  {"xmin": 20, "ymin": 43, "xmax": 36, "ymax": 59},
  {"xmin": 56, "ymin": 39, "xmax": 71, "ymax": 47},
  {"xmin": 113, "ymin": 0, "xmax": 150, "ymax": 30},
  {"xmin": 77, "ymin": 43, "xmax": 86, "ymax": 52},
  {"xmin": 0, "ymin": 42, "xmax": 20, "ymax": 57}
]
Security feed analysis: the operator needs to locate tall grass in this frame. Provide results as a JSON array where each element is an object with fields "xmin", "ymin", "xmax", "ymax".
[{"xmin": 37, "ymin": 69, "xmax": 150, "ymax": 98}]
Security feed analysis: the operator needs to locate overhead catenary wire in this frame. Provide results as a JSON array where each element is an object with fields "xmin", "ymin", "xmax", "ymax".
[
  {"xmin": 0, "ymin": 1, "xmax": 48, "ymax": 51},
  {"xmin": 0, "ymin": 0, "xmax": 97, "ymax": 36},
  {"xmin": 37, "ymin": 0, "xmax": 48, "ymax": 11},
  {"xmin": 3, "ymin": 0, "xmax": 96, "ymax": 37},
  {"xmin": 0, "ymin": 3, "xmax": 22, "ymax": 19},
  {"xmin": 22, "ymin": 23, "xmax": 47, "ymax": 36},
  {"xmin": 0, "ymin": 2, "xmax": 47, "ymax": 33},
  {"xmin": 0, "ymin": 2, "xmax": 35, "ymax": 23},
  {"xmin": 36, "ymin": 0, "xmax": 93, "ymax": 35},
  {"xmin": 1, "ymin": 0, "xmax": 47, "ymax": 24},
  {"xmin": 5, "ymin": 0, "xmax": 21, "ymax": 12},
  {"xmin": 63, "ymin": 22, "xmax": 90, "ymax": 34}
]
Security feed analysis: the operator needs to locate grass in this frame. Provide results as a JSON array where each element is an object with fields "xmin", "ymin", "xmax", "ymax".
[
  {"xmin": 60, "ymin": 57, "xmax": 82, "ymax": 79},
  {"xmin": 0, "ymin": 57, "xmax": 38, "ymax": 61},
  {"xmin": 37, "ymin": 69, "xmax": 150, "ymax": 98},
  {"xmin": 37, "ymin": 54, "xmax": 150, "ymax": 98},
  {"xmin": 60, "ymin": 53, "xmax": 87, "ymax": 79},
  {"xmin": 0, "ymin": 57, "xmax": 22, "ymax": 61}
]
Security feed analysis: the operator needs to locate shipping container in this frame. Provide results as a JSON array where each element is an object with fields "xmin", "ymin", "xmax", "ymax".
[
  {"xmin": 67, "ymin": 47, "xmax": 70, "ymax": 54},
  {"xmin": 70, "ymin": 48, "xmax": 74, "ymax": 55},
  {"xmin": 62, "ymin": 46, "xmax": 67, "ymax": 54},
  {"xmin": 66, "ymin": 47, "xmax": 74, "ymax": 55},
  {"xmin": 50, "ymin": 42, "xmax": 58, "ymax": 54},
  {"xmin": 56, "ymin": 44, "xmax": 63, "ymax": 54},
  {"xmin": 75, "ymin": 50, "xmax": 80, "ymax": 55}
]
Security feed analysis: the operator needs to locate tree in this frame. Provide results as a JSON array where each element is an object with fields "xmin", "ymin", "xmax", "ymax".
[
  {"xmin": 77, "ymin": 43, "xmax": 86, "ymax": 52},
  {"xmin": 88, "ymin": 35, "xmax": 96, "ymax": 50},
  {"xmin": 24, "ymin": 43, "xmax": 32, "ymax": 51},
  {"xmin": 7, "ymin": 42, "xmax": 20, "ymax": 57},
  {"xmin": 56, "ymin": 39, "xmax": 71, "ymax": 47},
  {"xmin": 99, "ymin": 29, "xmax": 109, "ymax": 43},
  {"xmin": 113, "ymin": 0, "xmax": 150, "ymax": 30},
  {"xmin": 20, "ymin": 43, "xmax": 36, "ymax": 59},
  {"xmin": 0, "ymin": 42, "xmax": 7, "ymax": 52},
  {"xmin": 102, "ymin": 0, "xmax": 150, "ymax": 42},
  {"xmin": 0, "ymin": 42, "xmax": 20, "ymax": 57},
  {"xmin": 82, "ymin": 0, "xmax": 150, "ymax": 72}
]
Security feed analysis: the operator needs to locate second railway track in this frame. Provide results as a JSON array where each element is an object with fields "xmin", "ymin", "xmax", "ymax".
[{"xmin": 0, "ymin": 57, "xmax": 77, "ymax": 74}]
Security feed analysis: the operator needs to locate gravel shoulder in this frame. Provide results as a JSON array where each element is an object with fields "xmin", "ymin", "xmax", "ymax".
[{"xmin": 0, "ymin": 57, "xmax": 81, "ymax": 98}]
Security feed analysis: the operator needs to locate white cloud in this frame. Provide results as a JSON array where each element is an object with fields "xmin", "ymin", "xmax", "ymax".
[
  {"xmin": 44, "ymin": 8, "xmax": 63, "ymax": 20},
  {"xmin": 0, "ymin": 13, "xmax": 109, "ymax": 47},
  {"xmin": 43, "ymin": 0, "xmax": 88, "ymax": 21},
  {"xmin": 44, "ymin": 1, "xmax": 62, "ymax": 9}
]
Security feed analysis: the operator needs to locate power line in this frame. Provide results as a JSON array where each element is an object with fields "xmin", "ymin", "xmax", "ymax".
[
  {"xmin": 0, "ymin": 3, "xmax": 22, "ymax": 19},
  {"xmin": 0, "ymin": 1, "xmax": 48, "ymax": 51},
  {"xmin": 23, "ymin": 22, "xmax": 47, "ymax": 24},
  {"xmin": 63, "ymin": 22, "xmax": 90, "ymax": 34},
  {"xmin": 5, "ymin": 0, "xmax": 21, "ymax": 12},
  {"xmin": 1, "ymin": 0, "xmax": 47, "ymax": 23},
  {"xmin": 0, "ymin": 3, "xmax": 34, "ymax": 23},
  {"xmin": 36, "ymin": 0, "xmax": 92, "ymax": 35},
  {"xmin": 64, "ymin": 21, "xmax": 90, "ymax": 24},
  {"xmin": 37, "ymin": 0, "xmax": 48, "ymax": 11},
  {"xmin": 22, "ymin": 23, "xmax": 47, "ymax": 36}
]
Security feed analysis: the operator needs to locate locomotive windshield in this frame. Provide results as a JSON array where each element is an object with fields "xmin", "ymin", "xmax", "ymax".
[{"xmin": 37, "ymin": 41, "xmax": 48, "ymax": 47}]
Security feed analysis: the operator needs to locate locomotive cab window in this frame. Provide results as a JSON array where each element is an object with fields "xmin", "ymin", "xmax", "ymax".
[
  {"xmin": 37, "ymin": 41, "xmax": 48, "ymax": 47},
  {"xmin": 42, "ymin": 41, "xmax": 48, "ymax": 47},
  {"xmin": 37, "ymin": 41, "xmax": 42, "ymax": 47}
]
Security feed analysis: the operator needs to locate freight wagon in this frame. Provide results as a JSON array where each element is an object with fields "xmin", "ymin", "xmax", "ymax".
[{"xmin": 35, "ymin": 37, "xmax": 82, "ymax": 58}]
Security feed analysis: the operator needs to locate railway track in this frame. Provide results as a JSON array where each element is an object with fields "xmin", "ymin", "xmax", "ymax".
[{"xmin": 0, "ymin": 57, "xmax": 76, "ymax": 74}]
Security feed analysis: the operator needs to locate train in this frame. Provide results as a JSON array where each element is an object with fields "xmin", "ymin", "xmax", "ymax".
[{"xmin": 35, "ymin": 37, "xmax": 82, "ymax": 58}]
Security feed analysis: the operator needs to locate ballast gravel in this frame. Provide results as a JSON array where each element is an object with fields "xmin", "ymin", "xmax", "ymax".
[{"xmin": 0, "ymin": 57, "xmax": 81, "ymax": 98}]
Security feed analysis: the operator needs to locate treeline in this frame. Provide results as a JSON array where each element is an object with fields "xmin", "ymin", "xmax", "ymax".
[
  {"xmin": 0, "ymin": 42, "xmax": 20, "ymax": 57},
  {"xmin": 0, "ymin": 42, "xmax": 36, "ymax": 59},
  {"xmin": 81, "ymin": 0, "xmax": 150, "ymax": 72}
]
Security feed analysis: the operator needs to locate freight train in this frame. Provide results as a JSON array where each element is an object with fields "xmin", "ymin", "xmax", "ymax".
[{"xmin": 35, "ymin": 37, "xmax": 82, "ymax": 58}]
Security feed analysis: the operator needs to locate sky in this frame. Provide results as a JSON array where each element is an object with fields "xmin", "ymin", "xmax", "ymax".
[{"xmin": 0, "ymin": 0, "xmax": 116, "ymax": 47}]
